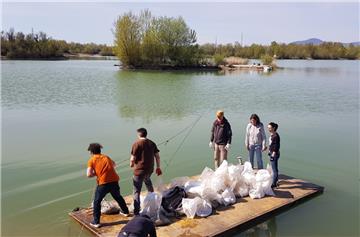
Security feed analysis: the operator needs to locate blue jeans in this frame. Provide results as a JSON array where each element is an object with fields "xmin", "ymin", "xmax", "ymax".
[
  {"xmin": 249, "ymin": 144, "xmax": 263, "ymax": 169},
  {"xmin": 270, "ymin": 154, "xmax": 280, "ymax": 186},
  {"xmin": 93, "ymin": 182, "xmax": 129, "ymax": 224}
]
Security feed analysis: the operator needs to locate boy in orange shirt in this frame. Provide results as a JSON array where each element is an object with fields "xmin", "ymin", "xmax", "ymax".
[{"xmin": 87, "ymin": 143, "xmax": 129, "ymax": 228}]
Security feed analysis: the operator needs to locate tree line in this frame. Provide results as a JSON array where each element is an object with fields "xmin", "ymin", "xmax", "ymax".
[
  {"xmin": 200, "ymin": 41, "xmax": 360, "ymax": 61},
  {"xmin": 2, "ymin": 14, "xmax": 359, "ymax": 63},
  {"xmin": 1, "ymin": 29, "xmax": 114, "ymax": 59}
]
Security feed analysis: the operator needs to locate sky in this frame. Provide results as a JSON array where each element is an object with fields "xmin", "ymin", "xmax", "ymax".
[{"xmin": 2, "ymin": 2, "xmax": 359, "ymax": 45}]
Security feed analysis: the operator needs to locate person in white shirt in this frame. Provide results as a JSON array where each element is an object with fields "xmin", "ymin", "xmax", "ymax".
[{"xmin": 245, "ymin": 114, "xmax": 267, "ymax": 169}]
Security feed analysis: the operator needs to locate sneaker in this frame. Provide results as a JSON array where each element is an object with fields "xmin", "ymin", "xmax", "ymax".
[
  {"xmin": 119, "ymin": 211, "xmax": 130, "ymax": 217},
  {"xmin": 90, "ymin": 222, "xmax": 101, "ymax": 228}
]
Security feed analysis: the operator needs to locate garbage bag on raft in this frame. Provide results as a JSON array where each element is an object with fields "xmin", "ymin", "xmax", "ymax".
[
  {"xmin": 212, "ymin": 160, "xmax": 230, "ymax": 192},
  {"xmin": 184, "ymin": 180, "xmax": 202, "ymax": 198},
  {"xmin": 227, "ymin": 163, "xmax": 244, "ymax": 192},
  {"xmin": 233, "ymin": 183, "xmax": 249, "ymax": 197},
  {"xmin": 182, "ymin": 197, "xmax": 202, "ymax": 218},
  {"xmin": 140, "ymin": 192, "xmax": 162, "ymax": 221},
  {"xmin": 196, "ymin": 199, "xmax": 212, "ymax": 217},
  {"xmin": 241, "ymin": 161, "xmax": 256, "ymax": 188},
  {"xmin": 199, "ymin": 167, "xmax": 214, "ymax": 182},
  {"xmin": 221, "ymin": 188, "xmax": 236, "ymax": 206},
  {"xmin": 170, "ymin": 176, "xmax": 190, "ymax": 188},
  {"xmin": 249, "ymin": 169, "xmax": 275, "ymax": 199},
  {"xmin": 91, "ymin": 199, "xmax": 120, "ymax": 214}
]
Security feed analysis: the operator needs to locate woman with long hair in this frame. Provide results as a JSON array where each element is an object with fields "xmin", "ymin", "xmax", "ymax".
[{"xmin": 245, "ymin": 114, "xmax": 267, "ymax": 169}]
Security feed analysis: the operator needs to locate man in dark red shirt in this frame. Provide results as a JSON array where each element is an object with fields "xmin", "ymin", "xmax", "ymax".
[{"xmin": 130, "ymin": 128, "xmax": 162, "ymax": 215}]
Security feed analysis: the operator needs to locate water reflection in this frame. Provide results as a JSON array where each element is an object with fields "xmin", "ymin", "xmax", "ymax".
[
  {"xmin": 115, "ymin": 70, "xmax": 210, "ymax": 121},
  {"xmin": 240, "ymin": 217, "xmax": 277, "ymax": 237}
]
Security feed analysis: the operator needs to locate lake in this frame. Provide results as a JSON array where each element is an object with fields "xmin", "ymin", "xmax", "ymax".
[{"xmin": 1, "ymin": 59, "xmax": 359, "ymax": 237}]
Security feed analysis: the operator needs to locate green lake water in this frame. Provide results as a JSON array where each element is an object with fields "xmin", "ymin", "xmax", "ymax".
[{"xmin": 1, "ymin": 60, "xmax": 359, "ymax": 237}]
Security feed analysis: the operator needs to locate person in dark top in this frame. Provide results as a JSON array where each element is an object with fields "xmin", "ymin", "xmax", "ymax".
[
  {"xmin": 130, "ymin": 128, "xmax": 162, "ymax": 215},
  {"xmin": 267, "ymin": 122, "xmax": 281, "ymax": 188},
  {"xmin": 117, "ymin": 214, "xmax": 156, "ymax": 237},
  {"xmin": 209, "ymin": 110, "xmax": 232, "ymax": 169}
]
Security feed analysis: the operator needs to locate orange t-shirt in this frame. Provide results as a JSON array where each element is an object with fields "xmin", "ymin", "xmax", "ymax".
[{"xmin": 87, "ymin": 154, "xmax": 119, "ymax": 185}]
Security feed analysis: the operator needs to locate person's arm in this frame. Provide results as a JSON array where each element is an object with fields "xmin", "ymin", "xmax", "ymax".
[
  {"xmin": 245, "ymin": 124, "xmax": 250, "ymax": 149},
  {"xmin": 227, "ymin": 122, "xmax": 232, "ymax": 144},
  {"xmin": 272, "ymin": 135, "xmax": 280, "ymax": 156},
  {"xmin": 210, "ymin": 122, "xmax": 215, "ymax": 142},
  {"xmin": 130, "ymin": 143, "xmax": 137, "ymax": 167},
  {"xmin": 261, "ymin": 125, "xmax": 267, "ymax": 151},
  {"xmin": 155, "ymin": 152, "xmax": 162, "ymax": 176},
  {"xmin": 130, "ymin": 155, "xmax": 135, "ymax": 167},
  {"xmin": 155, "ymin": 152, "xmax": 160, "ymax": 168},
  {"xmin": 86, "ymin": 167, "xmax": 95, "ymax": 177},
  {"xmin": 86, "ymin": 159, "xmax": 95, "ymax": 178}
]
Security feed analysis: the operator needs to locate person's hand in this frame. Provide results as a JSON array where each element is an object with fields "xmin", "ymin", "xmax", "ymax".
[
  {"xmin": 209, "ymin": 142, "xmax": 214, "ymax": 149},
  {"xmin": 262, "ymin": 146, "xmax": 267, "ymax": 152},
  {"xmin": 246, "ymin": 145, "xmax": 250, "ymax": 151},
  {"xmin": 225, "ymin": 143, "xmax": 231, "ymax": 151},
  {"xmin": 156, "ymin": 167, "xmax": 162, "ymax": 176}
]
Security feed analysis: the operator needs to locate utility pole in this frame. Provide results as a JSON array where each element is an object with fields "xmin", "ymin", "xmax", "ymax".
[{"xmin": 241, "ymin": 32, "xmax": 243, "ymax": 47}]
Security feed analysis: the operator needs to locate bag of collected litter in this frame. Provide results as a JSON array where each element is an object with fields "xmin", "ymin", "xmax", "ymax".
[
  {"xmin": 182, "ymin": 197, "xmax": 202, "ymax": 218},
  {"xmin": 154, "ymin": 176, "xmax": 167, "ymax": 193},
  {"xmin": 228, "ymin": 164, "xmax": 243, "ymax": 191},
  {"xmin": 199, "ymin": 167, "xmax": 214, "ymax": 181},
  {"xmin": 141, "ymin": 192, "xmax": 162, "ymax": 221},
  {"xmin": 91, "ymin": 199, "xmax": 119, "ymax": 214},
  {"xmin": 241, "ymin": 161, "xmax": 256, "ymax": 188},
  {"xmin": 213, "ymin": 160, "xmax": 230, "ymax": 191},
  {"xmin": 169, "ymin": 176, "xmax": 190, "ymax": 188},
  {"xmin": 184, "ymin": 180, "xmax": 202, "ymax": 198},
  {"xmin": 200, "ymin": 186, "xmax": 222, "ymax": 208},
  {"xmin": 196, "ymin": 199, "xmax": 212, "ymax": 217},
  {"xmin": 161, "ymin": 186, "xmax": 187, "ymax": 215},
  {"xmin": 221, "ymin": 188, "xmax": 236, "ymax": 206},
  {"xmin": 249, "ymin": 169, "xmax": 275, "ymax": 199},
  {"xmin": 233, "ymin": 183, "xmax": 249, "ymax": 197}
]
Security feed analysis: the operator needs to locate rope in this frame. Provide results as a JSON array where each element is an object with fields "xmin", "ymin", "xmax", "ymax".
[
  {"xmin": 114, "ymin": 119, "xmax": 201, "ymax": 167},
  {"xmin": 163, "ymin": 115, "xmax": 202, "ymax": 173}
]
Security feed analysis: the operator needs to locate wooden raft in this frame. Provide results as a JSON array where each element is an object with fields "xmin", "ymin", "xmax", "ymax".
[{"xmin": 69, "ymin": 174, "xmax": 324, "ymax": 237}]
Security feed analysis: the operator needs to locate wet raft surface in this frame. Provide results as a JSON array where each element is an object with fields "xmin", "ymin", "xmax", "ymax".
[{"xmin": 69, "ymin": 174, "xmax": 324, "ymax": 237}]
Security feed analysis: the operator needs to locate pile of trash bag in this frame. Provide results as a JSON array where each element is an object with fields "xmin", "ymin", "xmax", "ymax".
[{"xmin": 139, "ymin": 160, "xmax": 274, "ymax": 223}]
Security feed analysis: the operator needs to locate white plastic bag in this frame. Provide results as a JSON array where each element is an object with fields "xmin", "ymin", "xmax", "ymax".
[
  {"xmin": 184, "ymin": 180, "xmax": 203, "ymax": 197},
  {"xmin": 228, "ymin": 164, "xmax": 243, "ymax": 191},
  {"xmin": 249, "ymin": 169, "xmax": 274, "ymax": 199},
  {"xmin": 141, "ymin": 192, "xmax": 162, "ymax": 220},
  {"xmin": 242, "ymin": 161, "xmax": 256, "ymax": 188},
  {"xmin": 233, "ymin": 183, "xmax": 249, "ymax": 197},
  {"xmin": 221, "ymin": 188, "xmax": 236, "ymax": 206},
  {"xmin": 196, "ymin": 199, "xmax": 212, "ymax": 217},
  {"xmin": 93, "ymin": 199, "xmax": 120, "ymax": 214},
  {"xmin": 199, "ymin": 167, "xmax": 214, "ymax": 181},
  {"xmin": 170, "ymin": 176, "xmax": 190, "ymax": 188},
  {"xmin": 200, "ymin": 186, "xmax": 222, "ymax": 204},
  {"xmin": 182, "ymin": 197, "xmax": 202, "ymax": 218}
]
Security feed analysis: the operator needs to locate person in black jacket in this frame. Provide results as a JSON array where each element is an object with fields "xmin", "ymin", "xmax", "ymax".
[
  {"xmin": 117, "ymin": 214, "xmax": 156, "ymax": 237},
  {"xmin": 209, "ymin": 110, "xmax": 232, "ymax": 169},
  {"xmin": 267, "ymin": 122, "xmax": 281, "ymax": 188}
]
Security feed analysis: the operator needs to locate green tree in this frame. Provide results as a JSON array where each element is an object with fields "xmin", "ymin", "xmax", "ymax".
[{"xmin": 113, "ymin": 12, "xmax": 142, "ymax": 67}]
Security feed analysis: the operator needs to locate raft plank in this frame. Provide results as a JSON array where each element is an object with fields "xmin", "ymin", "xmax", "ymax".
[{"xmin": 69, "ymin": 174, "xmax": 323, "ymax": 237}]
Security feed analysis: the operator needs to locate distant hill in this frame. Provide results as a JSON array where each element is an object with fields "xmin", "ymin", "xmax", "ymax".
[{"xmin": 291, "ymin": 38, "xmax": 360, "ymax": 46}]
